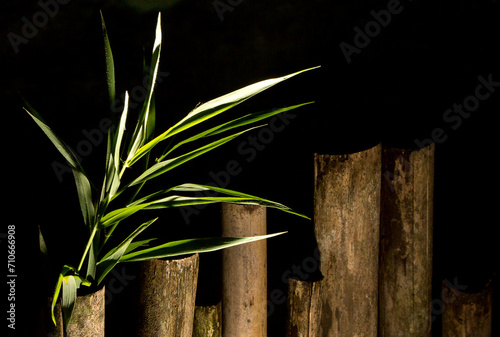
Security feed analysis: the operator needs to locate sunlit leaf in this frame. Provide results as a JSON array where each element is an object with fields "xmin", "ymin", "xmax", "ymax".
[
  {"xmin": 129, "ymin": 183, "xmax": 310, "ymax": 219},
  {"xmin": 120, "ymin": 232, "xmax": 286, "ymax": 262},
  {"xmin": 126, "ymin": 66, "xmax": 319, "ymax": 167},
  {"xmin": 159, "ymin": 102, "xmax": 314, "ymax": 160},
  {"xmin": 128, "ymin": 127, "xmax": 259, "ymax": 187},
  {"xmin": 96, "ymin": 218, "xmax": 157, "ymax": 285},
  {"xmin": 114, "ymin": 92, "xmax": 129, "ymax": 172},
  {"xmin": 126, "ymin": 13, "xmax": 162, "ymax": 164},
  {"xmin": 61, "ymin": 275, "xmax": 77, "ymax": 330},
  {"xmin": 26, "ymin": 12, "xmax": 318, "ymax": 332},
  {"xmin": 124, "ymin": 238, "xmax": 157, "ymax": 254},
  {"xmin": 51, "ymin": 265, "xmax": 72, "ymax": 325}
]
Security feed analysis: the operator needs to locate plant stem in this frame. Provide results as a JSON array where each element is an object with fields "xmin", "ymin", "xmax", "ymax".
[
  {"xmin": 119, "ymin": 163, "xmax": 128, "ymax": 180},
  {"xmin": 102, "ymin": 222, "xmax": 119, "ymax": 247},
  {"xmin": 77, "ymin": 225, "xmax": 99, "ymax": 273}
]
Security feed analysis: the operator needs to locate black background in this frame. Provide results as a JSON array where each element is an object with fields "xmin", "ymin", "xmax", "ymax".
[{"xmin": 2, "ymin": 0, "xmax": 499, "ymax": 335}]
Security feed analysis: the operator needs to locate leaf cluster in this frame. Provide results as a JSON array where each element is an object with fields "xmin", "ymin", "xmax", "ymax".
[{"xmin": 25, "ymin": 12, "xmax": 317, "ymax": 331}]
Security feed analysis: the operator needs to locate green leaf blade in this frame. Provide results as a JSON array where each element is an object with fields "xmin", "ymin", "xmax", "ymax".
[
  {"xmin": 100, "ymin": 10, "xmax": 116, "ymax": 105},
  {"xmin": 24, "ymin": 106, "xmax": 80, "ymax": 169},
  {"xmin": 120, "ymin": 232, "xmax": 286, "ymax": 262},
  {"xmin": 50, "ymin": 265, "xmax": 73, "ymax": 326},
  {"xmin": 71, "ymin": 168, "xmax": 95, "ymax": 227},
  {"xmin": 100, "ymin": 204, "xmax": 149, "ymax": 227},
  {"xmin": 125, "ymin": 13, "xmax": 162, "ymax": 165},
  {"xmin": 24, "ymin": 104, "xmax": 96, "ymax": 227},
  {"xmin": 97, "ymin": 218, "xmax": 157, "ymax": 285},
  {"xmin": 168, "ymin": 183, "xmax": 310, "ymax": 219},
  {"xmin": 128, "ymin": 127, "xmax": 258, "ymax": 187},
  {"xmin": 61, "ymin": 275, "xmax": 77, "ymax": 330},
  {"xmin": 126, "ymin": 66, "xmax": 319, "ymax": 167},
  {"xmin": 159, "ymin": 102, "xmax": 314, "ymax": 160}
]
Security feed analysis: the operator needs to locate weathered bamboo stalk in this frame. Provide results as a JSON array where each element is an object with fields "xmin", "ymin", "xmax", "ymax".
[
  {"xmin": 40, "ymin": 286, "xmax": 105, "ymax": 337},
  {"xmin": 286, "ymin": 278, "xmax": 323, "ymax": 337},
  {"xmin": 378, "ymin": 144, "xmax": 435, "ymax": 336},
  {"xmin": 442, "ymin": 279, "xmax": 493, "ymax": 337},
  {"xmin": 314, "ymin": 144, "xmax": 381, "ymax": 336},
  {"xmin": 137, "ymin": 254, "xmax": 199, "ymax": 337},
  {"xmin": 40, "ymin": 287, "xmax": 106, "ymax": 337},
  {"xmin": 222, "ymin": 203, "xmax": 267, "ymax": 337},
  {"xmin": 193, "ymin": 302, "xmax": 222, "ymax": 337},
  {"xmin": 65, "ymin": 286, "xmax": 105, "ymax": 337}
]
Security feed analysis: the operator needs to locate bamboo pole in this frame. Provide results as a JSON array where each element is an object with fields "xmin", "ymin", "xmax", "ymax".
[
  {"xmin": 222, "ymin": 203, "xmax": 267, "ymax": 337},
  {"xmin": 442, "ymin": 279, "xmax": 493, "ymax": 337},
  {"xmin": 41, "ymin": 287, "xmax": 106, "ymax": 337},
  {"xmin": 314, "ymin": 144, "xmax": 381, "ymax": 336},
  {"xmin": 65, "ymin": 286, "xmax": 106, "ymax": 337},
  {"xmin": 137, "ymin": 254, "xmax": 199, "ymax": 337},
  {"xmin": 286, "ymin": 278, "xmax": 323, "ymax": 337},
  {"xmin": 193, "ymin": 302, "xmax": 222, "ymax": 337},
  {"xmin": 378, "ymin": 144, "xmax": 435, "ymax": 336}
]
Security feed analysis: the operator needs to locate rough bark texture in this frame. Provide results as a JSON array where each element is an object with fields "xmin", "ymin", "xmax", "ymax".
[
  {"xmin": 38, "ymin": 288, "xmax": 105, "ymax": 337},
  {"xmin": 314, "ymin": 145, "xmax": 381, "ymax": 336},
  {"xmin": 442, "ymin": 279, "xmax": 493, "ymax": 337},
  {"xmin": 286, "ymin": 278, "xmax": 323, "ymax": 337},
  {"xmin": 379, "ymin": 144, "xmax": 435, "ymax": 336},
  {"xmin": 64, "ymin": 286, "xmax": 105, "ymax": 337},
  {"xmin": 137, "ymin": 254, "xmax": 199, "ymax": 337},
  {"xmin": 222, "ymin": 203, "xmax": 267, "ymax": 337},
  {"xmin": 193, "ymin": 302, "xmax": 222, "ymax": 337}
]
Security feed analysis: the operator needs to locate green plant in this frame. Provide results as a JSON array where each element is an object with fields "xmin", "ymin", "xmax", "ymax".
[{"xmin": 25, "ymin": 12, "xmax": 317, "ymax": 331}]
